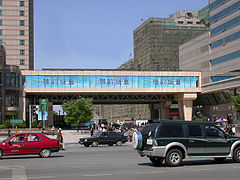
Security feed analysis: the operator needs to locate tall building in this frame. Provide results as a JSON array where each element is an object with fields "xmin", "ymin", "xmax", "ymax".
[
  {"xmin": 0, "ymin": 0, "xmax": 34, "ymax": 70},
  {"xmin": 0, "ymin": 45, "xmax": 22, "ymax": 124},
  {"xmin": 133, "ymin": 11, "xmax": 209, "ymax": 71},
  {"xmin": 179, "ymin": 0, "xmax": 240, "ymax": 123}
]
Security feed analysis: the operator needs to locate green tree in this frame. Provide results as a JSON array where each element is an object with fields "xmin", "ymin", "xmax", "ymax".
[
  {"xmin": 62, "ymin": 97, "xmax": 93, "ymax": 126},
  {"xmin": 232, "ymin": 91, "xmax": 240, "ymax": 118}
]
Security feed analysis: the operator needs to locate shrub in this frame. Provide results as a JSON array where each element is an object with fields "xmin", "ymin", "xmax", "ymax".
[
  {"xmin": 0, "ymin": 125, "xmax": 4, "ymax": 129},
  {"xmin": 19, "ymin": 121, "xmax": 27, "ymax": 128},
  {"xmin": 32, "ymin": 120, "xmax": 39, "ymax": 128},
  {"xmin": 37, "ymin": 123, "xmax": 42, "ymax": 129},
  {"xmin": 4, "ymin": 120, "xmax": 12, "ymax": 128}
]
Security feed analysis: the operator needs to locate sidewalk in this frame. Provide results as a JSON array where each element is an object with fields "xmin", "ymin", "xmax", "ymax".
[{"xmin": 0, "ymin": 130, "xmax": 91, "ymax": 144}]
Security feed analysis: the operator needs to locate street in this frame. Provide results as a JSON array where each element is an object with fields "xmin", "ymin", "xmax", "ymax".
[{"xmin": 0, "ymin": 143, "xmax": 240, "ymax": 180}]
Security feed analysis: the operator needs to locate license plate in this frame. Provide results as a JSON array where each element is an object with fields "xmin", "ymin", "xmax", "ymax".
[{"xmin": 146, "ymin": 139, "xmax": 153, "ymax": 145}]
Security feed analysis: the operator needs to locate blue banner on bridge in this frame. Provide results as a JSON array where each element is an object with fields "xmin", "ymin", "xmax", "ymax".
[{"xmin": 24, "ymin": 75, "xmax": 198, "ymax": 89}]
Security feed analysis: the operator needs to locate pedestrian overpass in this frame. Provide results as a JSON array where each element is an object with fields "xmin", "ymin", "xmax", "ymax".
[{"xmin": 21, "ymin": 69, "xmax": 201, "ymax": 124}]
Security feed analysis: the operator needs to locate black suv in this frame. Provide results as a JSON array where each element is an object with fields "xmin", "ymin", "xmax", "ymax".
[
  {"xmin": 133, "ymin": 120, "xmax": 240, "ymax": 166},
  {"xmin": 79, "ymin": 131, "xmax": 128, "ymax": 147}
]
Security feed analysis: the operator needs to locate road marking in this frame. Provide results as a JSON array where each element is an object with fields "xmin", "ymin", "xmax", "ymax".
[
  {"xmin": 0, "ymin": 178, "xmax": 12, "ymax": 180},
  {"xmin": 12, "ymin": 166, "xmax": 27, "ymax": 180},
  {"xmin": 136, "ymin": 171, "xmax": 165, "ymax": 174},
  {"xmin": 190, "ymin": 169, "xmax": 213, "ymax": 172},
  {"xmin": 83, "ymin": 174, "xmax": 112, "ymax": 177},
  {"xmin": 28, "ymin": 176, "xmax": 56, "ymax": 179}
]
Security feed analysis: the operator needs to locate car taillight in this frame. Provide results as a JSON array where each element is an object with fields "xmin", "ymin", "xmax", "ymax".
[{"xmin": 152, "ymin": 139, "xmax": 158, "ymax": 146}]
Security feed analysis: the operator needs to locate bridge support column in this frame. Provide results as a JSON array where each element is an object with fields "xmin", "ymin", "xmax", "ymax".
[
  {"xmin": 47, "ymin": 102, "xmax": 53, "ymax": 126},
  {"xmin": 160, "ymin": 101, "xmax": 172, "ymax": 120},
  {"xmin": 175, "ymin": 93, "xmax": 197, "ymax": 121}
]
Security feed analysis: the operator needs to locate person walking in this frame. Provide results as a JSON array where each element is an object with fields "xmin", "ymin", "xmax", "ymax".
[
  {"xmin": 51, "ymin": 126, "xmax": 55, "ymax": 136},
  {"xmin": 90, "ymin": 124, "xmax": 94, "ymax": 136},
  {"xmin": 8, "ymin": 128, "xmax": 12, "ymax": 137},
  {"xmin": 57, "ymin": 128, "xmax": 64, "ymax": 150}
]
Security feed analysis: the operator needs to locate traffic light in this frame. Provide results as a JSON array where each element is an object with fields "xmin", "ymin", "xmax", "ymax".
[{"xmin": 31, "ymin": 105, "xmax": 39, "ymax": 121}]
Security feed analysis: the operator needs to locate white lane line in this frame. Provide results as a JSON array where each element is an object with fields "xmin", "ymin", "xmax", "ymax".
[
  {"xmin": 136, "ymin": 171, "xmax": 165, "ymax": 174},
  {"xmin": 12, "ymin": 167, "xmax": 27, "ymax": 180},
  {"xmin": 28, "ymin": 176, "xmax": 56, "ymax": 179},
  {"xmin": 83, "ymin": 174, "xmax": 112, "ymax": 177},
  {"xmin": 190, "ymin": 169, "xmax": 213, "ymax": 172}
]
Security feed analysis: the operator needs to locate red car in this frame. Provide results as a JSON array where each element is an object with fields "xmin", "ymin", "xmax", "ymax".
[{"xmin": 0, "ymin": 133, "xmax": 60, "ymax": 158}]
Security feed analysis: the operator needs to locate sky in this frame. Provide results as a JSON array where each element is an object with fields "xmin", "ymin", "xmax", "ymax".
[{"xmin": 34, "ymin": 0, "xmax": 209, "ymax": 70}]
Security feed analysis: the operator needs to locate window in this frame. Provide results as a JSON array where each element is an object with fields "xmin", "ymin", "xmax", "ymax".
[
  {"xmin": 20, "ymin": 40, "xmax": 24, "ymax": 45},
  {"xmin": 0, "ymin": 30, "xmax": 2, "ymax": 35},
  {"xmin": 0, "ymin": 1, "xmax": 2, "ymax": 6},
  {"xmin": 188, "ymin": 125, "xmax": 202, "ymax": 137},
  {"xmin": 210, "ymin": 1, "xmax": 240, "ymax": 25},
  {"xmin": 0, "ymin": 40, "xmax": 2, "ymax": 45},
  {"xmin": 158, "ymin": 124, "xmax": 184, "ymax": 138},
  {"xmin": 0, "ymin": 10, "xmax": 2, "ymax": 16},
  {"xmin": 212, "ymin": 50, "xmax": 240, "ymax": 66},
  {"xmin": 205, "ymin": 125, "xmax": 225, "ymax": 138},
  {"xmin": 20, "ymin": 50, "xmax": 25, "ymax": 55},
  {"xmin": 20, "ymin": 1, "xmax": 24, "ymax": 6},
  {"xmin": 20, "ymin": 59, "xmax": 25, "ymax": 65},
  {"xmin": 20, "ymin": 30, "xmax": 24, "ymax": 36},
  {"xmin": 187, "ymin": 21, "xmax": 193, "ymax": 24},
  {"xmin": 11, "ymin": 134, "xmax": 25, "ymax": 143},
  {"xmin": 20, "ymin": 20, "xmax": 24, "ymax": 26},
  {"xmin": 0, "ymin": 20, "xmax": 2, "ymax": 25},
  {"xmin": 27, "ymin": 134, "xmax": 41, "ymax": 142},
  {"xmin": 20, "ymin": 11, "xmax": 24, "ymax": 16},
  {"xmin": 211, "ymin": 15, "xmax": 240, "ymax": 37}
]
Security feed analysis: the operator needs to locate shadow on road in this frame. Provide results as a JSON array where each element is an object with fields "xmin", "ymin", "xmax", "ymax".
[
  {"xmin": 138, "ymin": 159, "xmax": 236, "ymax": 167},
  {"xmin": 1, "ymin": 154, "xmax": 64, "ymax": 160}
]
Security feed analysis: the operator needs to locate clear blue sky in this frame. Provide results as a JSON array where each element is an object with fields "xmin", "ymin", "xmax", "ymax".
[{"xmin": 34, "ymin": 0, "xmax": 209, "ymax": 70}]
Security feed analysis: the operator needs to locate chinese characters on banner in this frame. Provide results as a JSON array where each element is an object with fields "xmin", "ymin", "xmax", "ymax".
[{"xmin": 25, "ymin": 76, "xmax": 198, "ymax": 89}]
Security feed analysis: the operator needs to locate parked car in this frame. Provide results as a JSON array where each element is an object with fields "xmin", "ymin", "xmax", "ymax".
[
  {"xmin": 79, "ymin": 131, "xmax": 128, "ymax": 147},
  {"xmin": 121, "ymin": 123, "xmax": 137, "ymax": 131},
  {"xmin": 0, "ymin": 133, "xmax": 60, "ymax": 158},
  {"xmin": 133, "ymin": 120, "xmax": 240, "ymax": 166}
]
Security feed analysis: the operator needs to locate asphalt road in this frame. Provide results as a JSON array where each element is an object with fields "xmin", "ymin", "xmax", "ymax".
[{"xmin": 1, "ymin": 143, "xmax": 240, "ymax": 180}]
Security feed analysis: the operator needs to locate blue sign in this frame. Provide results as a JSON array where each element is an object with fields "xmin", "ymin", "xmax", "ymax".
[
  {"xmin": 38, "ymin": 112, "xmax": 48, "ymax": 121},
  {"xmin": 24, "ymin": 75, "xmax": 198, "ymax": 89}
]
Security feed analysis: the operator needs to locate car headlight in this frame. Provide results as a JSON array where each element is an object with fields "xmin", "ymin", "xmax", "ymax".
[{"xmin": 84, "ymin": 139, "xmax": 87, "ymax": 142}]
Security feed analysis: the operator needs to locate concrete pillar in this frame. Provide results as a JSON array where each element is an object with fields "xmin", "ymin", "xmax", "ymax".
[
  {"xmin": 178, "ymin": 101, "xmax": 184, "ymax": 120},
  {"xmin": 175, "ymin": 93, "xmax": 197, "ymax": 121},
  {"xmin": 161, "ymin": 101, "xmax": 172, "ymax": 120},
  {"xmin": 47, "ymin": 102, "xmax": 53, "ymax": 126}
]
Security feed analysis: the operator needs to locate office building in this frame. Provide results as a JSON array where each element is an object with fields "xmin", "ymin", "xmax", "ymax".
[
  {"xmin": 179, "ymin": 0, "xmax": 240, "ymax": 123},
  {"xmin": 0, "ymin": 0, "xmax": 34, "ymax": 70}
]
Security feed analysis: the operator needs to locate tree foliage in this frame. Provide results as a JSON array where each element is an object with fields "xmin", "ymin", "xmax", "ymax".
[
  {"xmin": 62, "ymin": 97, "xmax": 93, "ymax": 126},
  {"xmin": 232, "ymin": 91, "xmax": 240, "ymax": 115}
]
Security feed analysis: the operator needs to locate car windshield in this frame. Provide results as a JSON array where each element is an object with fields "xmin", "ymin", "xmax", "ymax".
[{"xmin": 2, "ymin": 136, "xmax": 12, "ymax": 142}]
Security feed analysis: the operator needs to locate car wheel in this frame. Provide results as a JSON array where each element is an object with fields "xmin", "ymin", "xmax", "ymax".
[
  {"xmin": 214, "ymin": 158, "xmax": 226, "ymax": 162},
  {"xmin": 149, "ymin": 157, "xmax": 164, "ymax": 165},
  {"xmin": 84, "ymin": 144, "xmax": 90, "ymax": 147},
  {"xmin": 116, "ymin": 141, "xmax": 122, "ymax": 146},
  {"xmin": 39, "ymin": 149, "xmax": 51, "ymax": 158},
  {"xmin": 165, "ymin": 149, "xmax": 183, "ymax": 166},
  {"xmin": 0, "ymin": 149, "xmax": 2, "ymax": 159},
  {"xmin": 233, "ymin": 146, "xmax": 240, "ymax": 162},
  {"xmin": 91, "ymin": 141, "xmax": 98, "ymax": 147},
  {"xmin": 108, "ymin": 144, "xmax": 113, "ymax": 146}
]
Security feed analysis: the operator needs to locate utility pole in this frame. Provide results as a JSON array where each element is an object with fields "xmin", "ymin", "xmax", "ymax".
[{"xmin": 29, "ymin": 105, "xmax": 32, "ymax": 131}]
